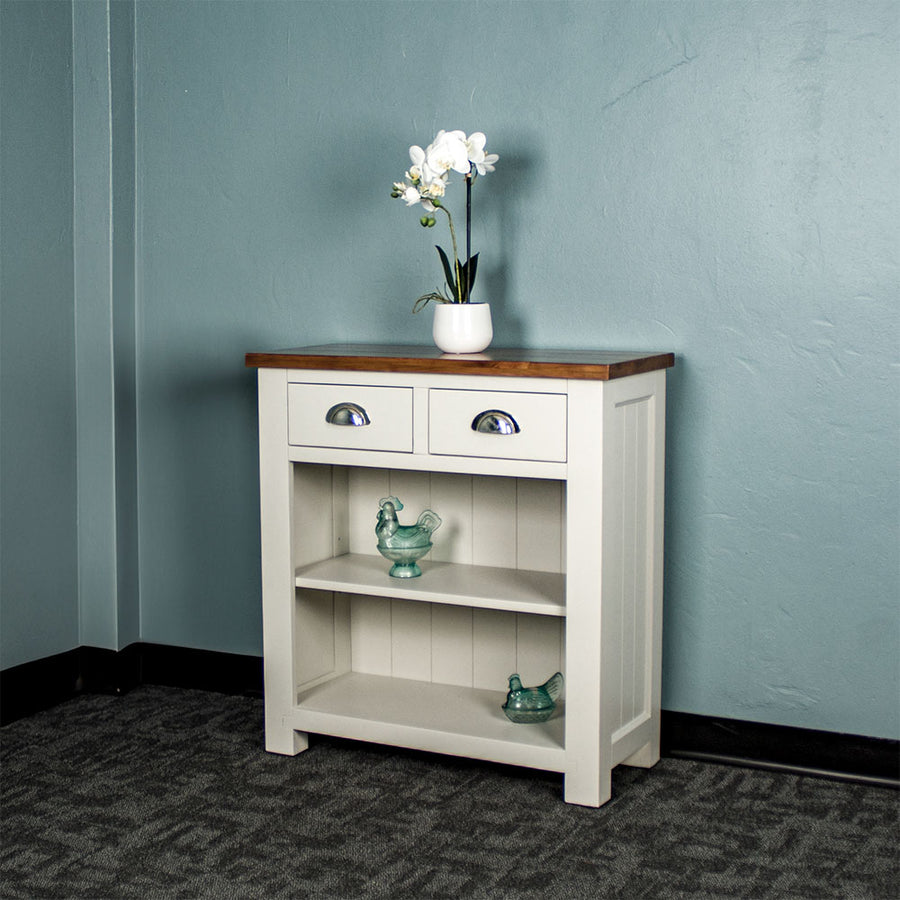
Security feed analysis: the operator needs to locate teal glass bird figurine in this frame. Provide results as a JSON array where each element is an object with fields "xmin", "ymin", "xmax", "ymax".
[
  {"xmin": 502, "ymin": 671, "xmax": 564, "ymax": 724},
  {"xmin": 375, "ymin": 496, "xmax": 442, "ymax": 578}
]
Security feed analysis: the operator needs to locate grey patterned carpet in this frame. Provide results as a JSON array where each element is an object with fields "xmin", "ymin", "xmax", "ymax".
[{"xmin": 1, "ymin": 686, "xmax": 897, "ymax": 899}]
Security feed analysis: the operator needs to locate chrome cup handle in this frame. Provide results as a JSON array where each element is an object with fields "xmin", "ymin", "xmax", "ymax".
[
  {"xmin": 471, "ymin": 409, "xmax": 521, "ymax": 435},
  {"xmin": 325, "ymin": 402, "xmax": 371, "ymax": 427}
]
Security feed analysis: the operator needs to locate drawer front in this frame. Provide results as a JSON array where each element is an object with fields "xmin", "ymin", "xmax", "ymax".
[
  {"xmin": 429, "ymin": 389, "xmax": 567, "ymax": 462},
  {"xmin": 288, "ymin": 383, "xmax": 413, "ymax": 452}
]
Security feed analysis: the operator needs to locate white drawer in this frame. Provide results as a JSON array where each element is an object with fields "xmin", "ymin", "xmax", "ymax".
[
  {"xmin": 288, "ymin": 383, "xmax": 413, "ymax": 452},
  {"xmin": 429, "ymin": 389, "xmax": 567, "ymax": 462}
]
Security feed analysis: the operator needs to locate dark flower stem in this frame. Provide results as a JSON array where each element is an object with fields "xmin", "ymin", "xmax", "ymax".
[{"xmin": 465, "ymin": 174, "xmax": 472, "ymax": 302}]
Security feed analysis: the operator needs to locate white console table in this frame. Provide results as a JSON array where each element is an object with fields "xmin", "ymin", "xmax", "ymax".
[{"xmin": 246, "ymin": 345, "xmax": 673, "ymax": 807}]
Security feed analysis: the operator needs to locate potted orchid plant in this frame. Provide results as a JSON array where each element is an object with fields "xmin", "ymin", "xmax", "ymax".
[{"xmin": 391, "ymin": 129, "xmax": 499, "ymax": 353}]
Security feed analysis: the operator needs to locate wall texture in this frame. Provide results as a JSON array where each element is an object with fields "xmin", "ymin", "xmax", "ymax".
[
  {"xmin": 133, "ymin": 0, "xmax": 899, "ymax": 738},
  {"xmin": 2, "ymin": 1, "xmax": 897, "ymax": 741},
  {"xmin": 1, "ymin": 1, "xmax": 79, "ymax": 664}
]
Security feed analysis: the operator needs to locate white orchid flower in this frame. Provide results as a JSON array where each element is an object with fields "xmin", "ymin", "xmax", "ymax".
[
  {"xmin": 399, "ymin": 178, "xmax": 440, "ymax": 212},
  {"xmin": 401, "ymin": 185, "xmax": 423, "ymax": 207},
  {"xmin": 473, "ymin": 152, "xmax": 498, "ymax": 176},
  {"xmin": 425, "ymin": 129, "xmax": 470, "ymax": 176},
  {"xmin": 409, "ymin": 142, "xmax": 442, "ymax": 184},
  {"xmin": 422, "ymin": 178, "xmax": 446, "ymax": 199},
  {"xmin": 465, "ymin": 132, "xmax": 487, "ymax": 165},
  {"xmin": 465, "ymin": 132, "xmax": 498, "ymax": 176},
  {"xmin": 408, "ymin": 146, "xmax": 437, "ymax": 186},
  {"xmin": 409, "ymin": 145, "xmax": 426, "ymax": 172}
]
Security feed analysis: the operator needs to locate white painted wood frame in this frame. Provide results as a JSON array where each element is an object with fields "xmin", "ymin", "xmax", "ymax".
[{"xmin": 252, "ymin": 351, "xmax": 669, "ymax": 806}]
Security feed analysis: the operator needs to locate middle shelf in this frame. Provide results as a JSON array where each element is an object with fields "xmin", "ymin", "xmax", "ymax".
[{"xmin": 295, "ymin": 553, "xmax": 566, "ymax": 616}]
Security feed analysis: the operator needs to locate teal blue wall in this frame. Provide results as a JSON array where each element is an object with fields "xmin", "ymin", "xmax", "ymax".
[
  {"xmin": 2, "ymin": 1, "xmax": 897, "ymax": 741},
  {"xmin": 1, "ymin": 0, "xmax": 137, "ymax": 668},
  {"xmin": 1, "ymin": 1, "xmax": 79, "ymax": 665}
]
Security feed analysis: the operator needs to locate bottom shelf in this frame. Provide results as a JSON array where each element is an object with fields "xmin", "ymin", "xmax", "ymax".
[{"xmin": 288, "ymin": 672, "xmax": 566, "ymax": 772}]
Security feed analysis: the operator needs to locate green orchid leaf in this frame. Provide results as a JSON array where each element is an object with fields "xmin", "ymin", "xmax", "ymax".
[
  {"xmin": 413, "ymin": 291, "xmax": 450, "ymax": 313},
  {"xmin": 435, "ymin": 245, "xmax": 457, "ymax": 295},
  {"xmin": 460, "ymin": 253, "xmax": 479, "ymax": 300}
]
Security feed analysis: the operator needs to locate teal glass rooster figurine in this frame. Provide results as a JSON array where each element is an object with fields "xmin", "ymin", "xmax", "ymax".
[
  {"xmin": 375, "ymin": 496, "xmax": 442, "ymax": 578},
  {"xmin": 502, "ymin": 671, "xmax": 564, "ymax": 724}
]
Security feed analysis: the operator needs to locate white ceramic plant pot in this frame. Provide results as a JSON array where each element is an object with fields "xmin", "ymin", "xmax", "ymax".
[{"xmin": 432, "ymin": 302, "xmax": 493, "ymax": 354}]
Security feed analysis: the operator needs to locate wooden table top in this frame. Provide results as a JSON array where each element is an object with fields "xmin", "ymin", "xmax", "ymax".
[{"xmin": 245, "ymin": 344, "xmax": 674, "ymax": 381}]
